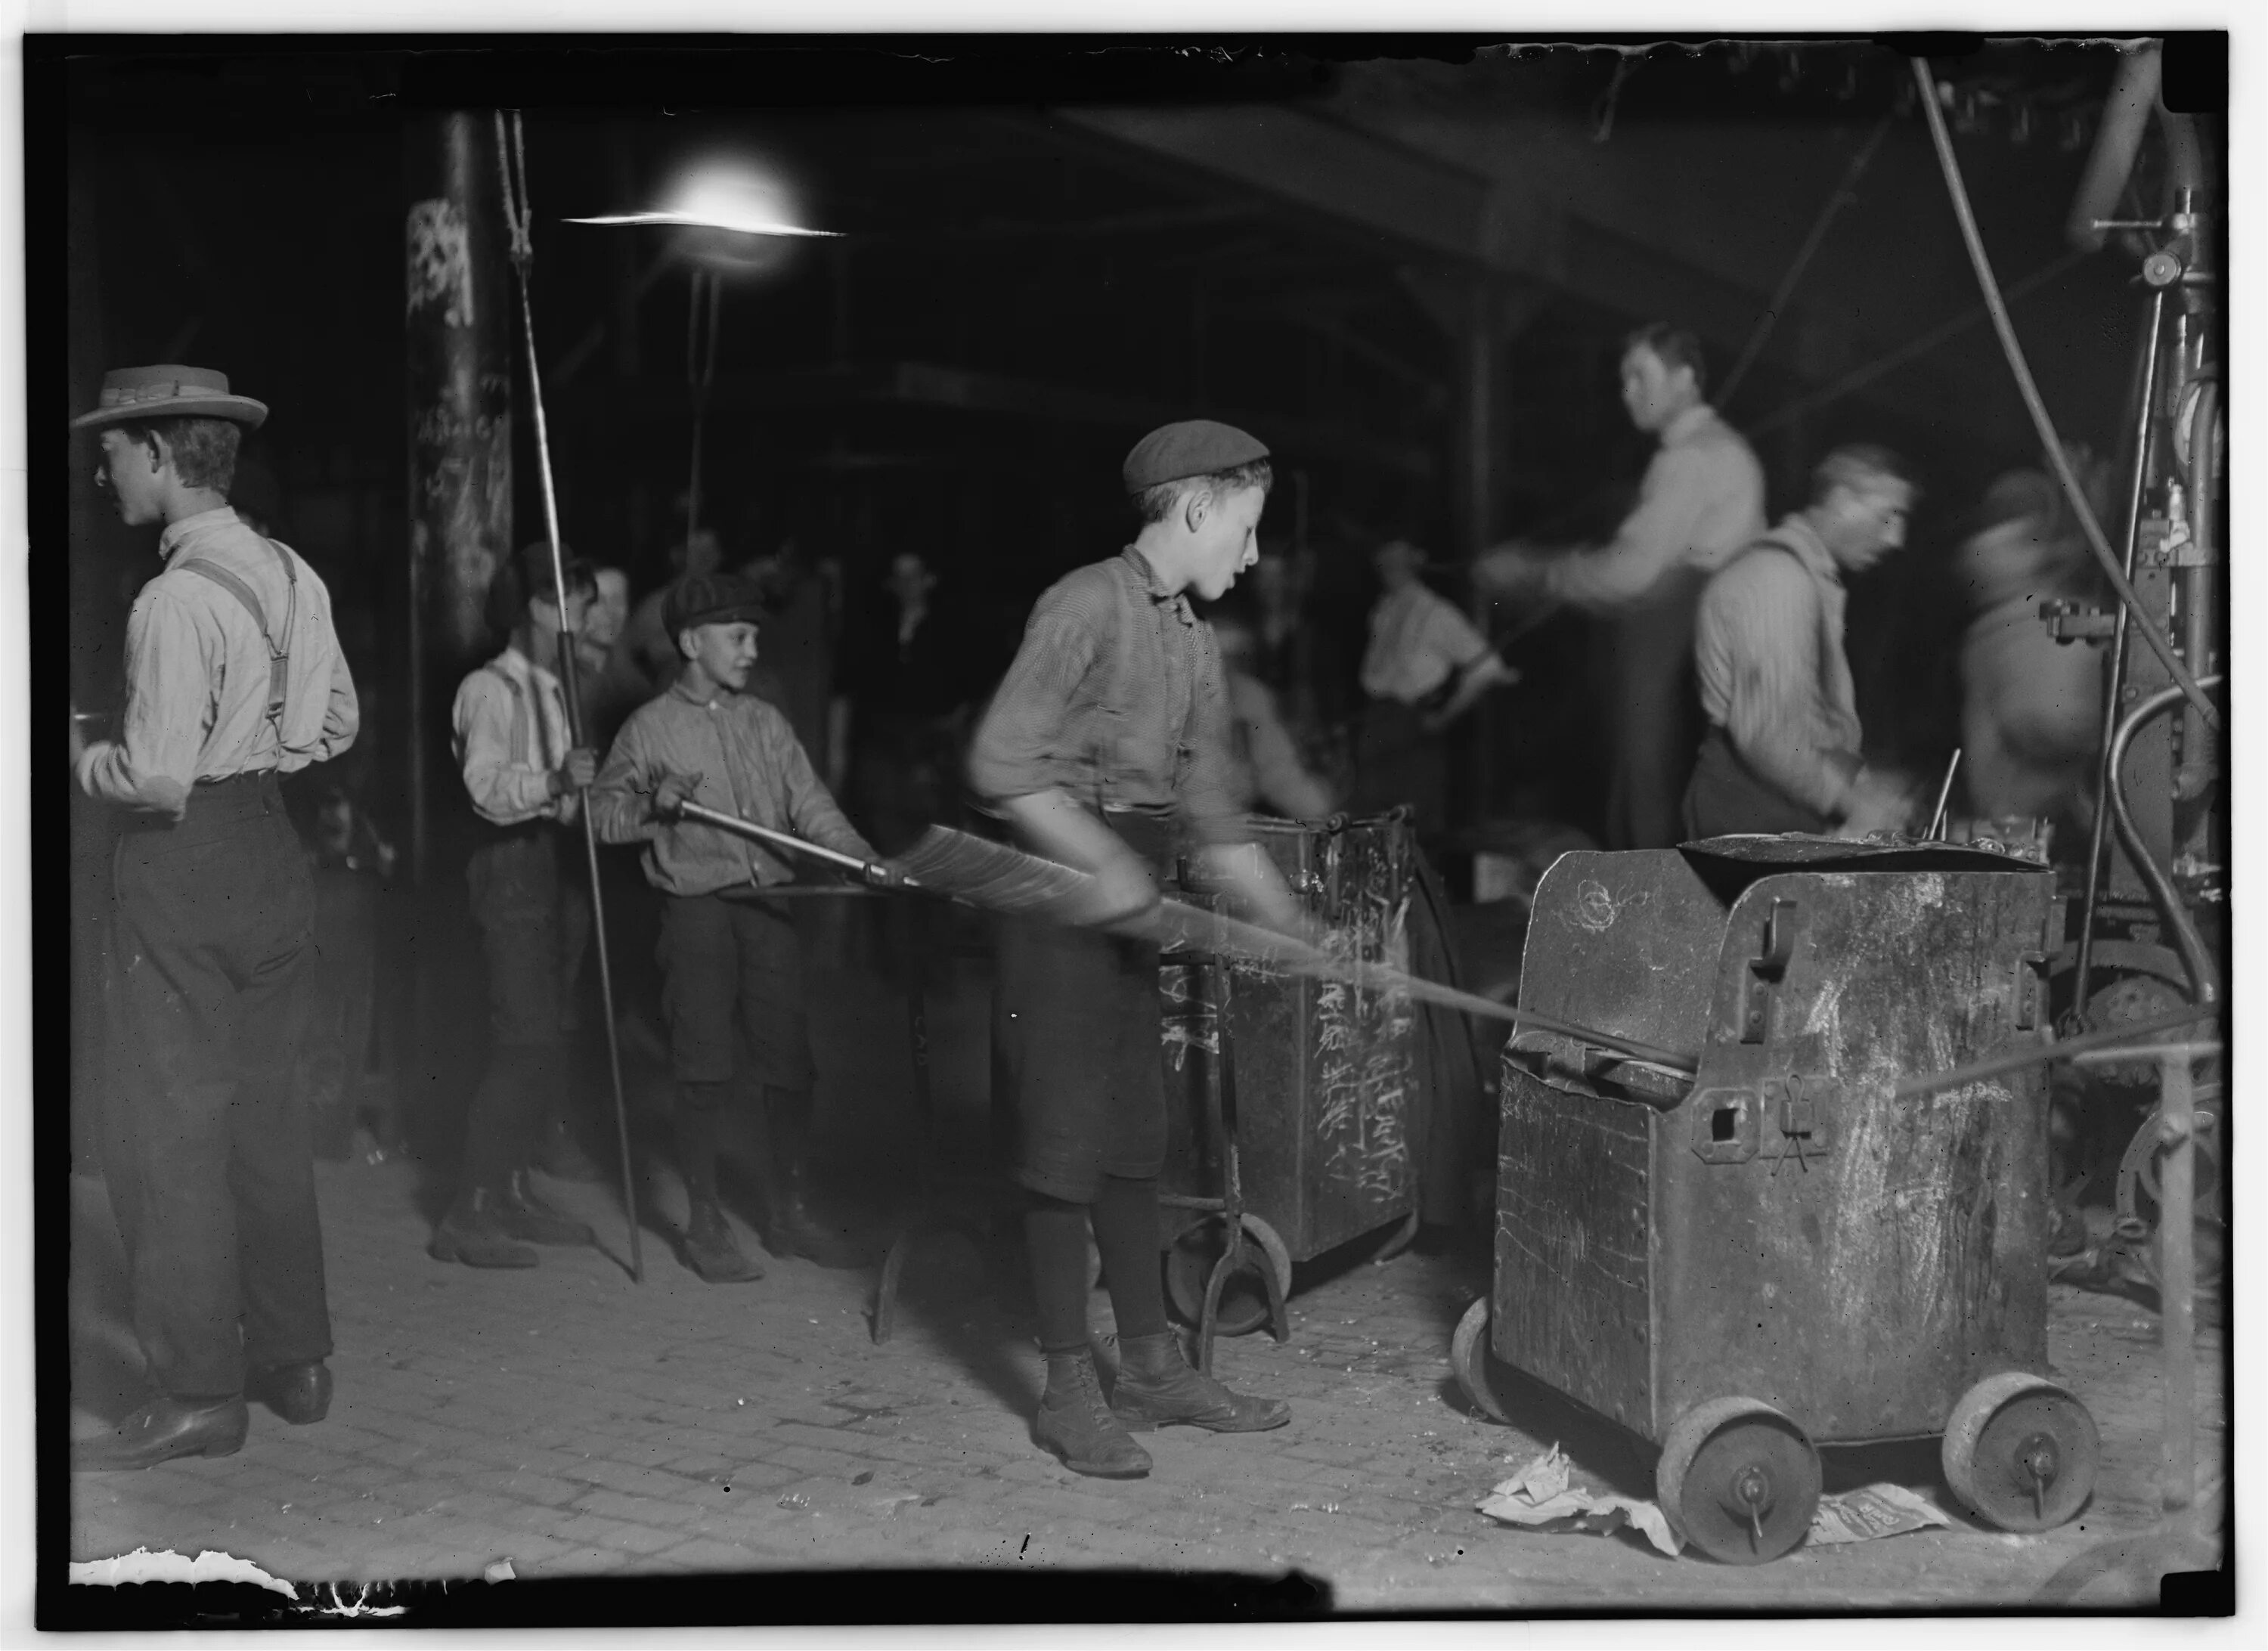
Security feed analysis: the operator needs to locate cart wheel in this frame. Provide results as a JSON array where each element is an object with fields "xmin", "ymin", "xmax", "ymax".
[
  {"xmin": 1164, "ymin": 1213, "xmax": 1291, "ymax": 1337},
  {"xmin": 1655, "ymin": 1397, "xmax": 1821, "ymax": 1565},
  {"xmin": 1941, "ymin": 1371, "xmax": 2099, "ymax": 1532},
  {"xmin": 1449, "ymin": 1298, "xmax": 1514, "ymax": 1425}
]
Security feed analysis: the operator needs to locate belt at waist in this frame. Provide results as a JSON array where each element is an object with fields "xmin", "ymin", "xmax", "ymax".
[{"xmin": 122, "ymin": 770, "xmax": 286, "ymax": 833}]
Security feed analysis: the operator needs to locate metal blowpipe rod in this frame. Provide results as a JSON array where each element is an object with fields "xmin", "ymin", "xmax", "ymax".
[{"xmin": 672, "ymin": 804, "xmax": 1698, "ymax": 1073}]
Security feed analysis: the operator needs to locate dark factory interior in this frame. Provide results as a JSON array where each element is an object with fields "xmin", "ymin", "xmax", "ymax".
[{"xmin": 51, "ymin": 34, "xmax": 2227, "ymax": 1619}]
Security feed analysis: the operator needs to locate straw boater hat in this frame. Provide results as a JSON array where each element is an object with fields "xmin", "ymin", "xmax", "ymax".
[{"xmin": 73, "ymin": 364, "xmax": 269, "ymax": 431}]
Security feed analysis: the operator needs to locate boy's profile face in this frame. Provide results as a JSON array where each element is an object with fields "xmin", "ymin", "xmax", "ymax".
[
  {"xmin": 96, "ymin": 428, "xmax": 169, "ymax": 528},
  {"xmin": 1183, "ymin": 482, "xmax": 1267, "ymax": 602},
  {"xmin": 682, "ymin": 619, "xmax": 761, "ymax": 691}
]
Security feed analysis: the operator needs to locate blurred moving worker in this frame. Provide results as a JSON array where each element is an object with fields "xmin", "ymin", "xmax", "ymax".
[
  {"xmin": 590, "ymin": 574, "xmax": 881, "ymax": 1284},
  {"xmin": 1478, "ymin": 323, "xmax": 1766, "ymax": 848},
  {"xmin": 1684, "ymin": 444, "xmax": 1919, "ymax": 838},
  {"xmin": 1957, "ymin": 448, "xmax": 2112, "ymax": 841},
  {"xmin": 619, "ymin": 526, "xmax": 725, "ymax": 692},
  {"xmin": 1352, "ymin": 537, "xmax": 1513, "ymax": 829},
  {"xmin": 969, "ymin": 419, "xmax": 1299, "ymax": 1482},
  {"xmin": 1210, "ymin": 608, "xmax": 1335, "ymax": 820},
  {"xmin": 841, "ymin": 550, "xmax": 975, "ymax": 854},
  {"xmin": 433, "ymin": 547, "xmax": 604, "ymax": 1268},
  {"xmin": 70, "ymin": 365, "xmax": 358, "ymax": 1469},
  {"xmin": 575, "ymin": 565, "xmax": 651, "ymax": 754}
]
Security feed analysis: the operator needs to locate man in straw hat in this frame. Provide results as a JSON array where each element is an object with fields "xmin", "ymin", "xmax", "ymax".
[
  {"xmin": 966, "ymin": 419, "xmax": 1303, "ymax": 1480},
  {"xmin": 70, "ymin": 365, "xmax": 359, "ymax": 1469}
]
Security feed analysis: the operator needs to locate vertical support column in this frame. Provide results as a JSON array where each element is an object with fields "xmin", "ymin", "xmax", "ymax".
[{"xmin": 404, "ymin": 110, "xmax": 513, "ymax": 883}]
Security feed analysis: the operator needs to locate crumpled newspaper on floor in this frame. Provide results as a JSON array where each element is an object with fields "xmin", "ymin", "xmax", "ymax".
[
  {"xmin": 1804, "ymin": 1481, "xmax": 1951, "ymax": 1544},
  {"xmin": 1477, "ymin": 1445, "xmax": 1953, "ymax": 1560},
  {"xmin": 1476, "ymin": 1444, "xmax": 1683, "ymax": 1557}
]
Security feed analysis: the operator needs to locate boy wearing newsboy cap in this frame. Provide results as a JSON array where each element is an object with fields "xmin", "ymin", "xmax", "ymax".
[
  {"xmin": 966, "ymin": 420, "xmax": 1304, "ymax": 1480},
  {"xmin": 590, "ymin": 575, "xmax": 882, "ymax": 1284}
]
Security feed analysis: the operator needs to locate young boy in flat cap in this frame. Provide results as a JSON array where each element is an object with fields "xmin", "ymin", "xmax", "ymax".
[
  {"xmin": 71, "ymin": 365, "xmax": 358, "ymax": 1468},
  {"xmin": 433, "ymin": 545, "xmax": 605, "ymax": 1268},
  {"xmin": 590, "ymin": 574, "xmax": 881, "ymax": 1283},
  {"xmin": 968, "ymin": 418, "xmax": 1304, "ymax": 1479}
]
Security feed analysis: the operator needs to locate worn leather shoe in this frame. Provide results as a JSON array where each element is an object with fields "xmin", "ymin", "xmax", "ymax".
[
  {"xmin": 681, "ymin": 1198, "xmax": 764, "ymax": 1283},
  {"xmin": 1109, "ymin": 1330, "xmax": 1290, "ymax": 1433},
  {"xmin": 246, "ymin": 1360, "xmax": 333, "ymax": 1426},
  {"xmin": 498, "ymin": 1169, "xmax": 596, "ymax": 1246},
  {"xmin": 430, "ymin": 1188, "xmax": 539, "ymax": 1268},
  {"xmin": 73, "ymin": 1395, "xmax": 248, "ymax": 1472},
  {"xmin": 1033, "ymin": 1349, "xmax": 1151, "ymax": 1479}
]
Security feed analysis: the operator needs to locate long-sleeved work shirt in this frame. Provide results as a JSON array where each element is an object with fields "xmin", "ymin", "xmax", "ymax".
[
  {"xmin": 590, "ymin": 680, "xmax": 878, "ymax": 896},
  {"xmin": 1693, "ymin": 513, "xmax": 1865, "ymax": 818},
  {"xmin": 452, "ymin": 644, "xmax": 579, "ymax": 829},
  {"xmin": 968, "ymin": 547, "xmax": 1245, "ymax": 844},
  {"xmin": 1359, "ymin": 581, "xmax": 1492, "ymax": 706},
  {"xmin": 76, "ymin": 505, "xmax": 359, "ymax": 817},
  {"xmin": 1544, "ymin": 404, "xmax": 1767, "ymax": 612}
]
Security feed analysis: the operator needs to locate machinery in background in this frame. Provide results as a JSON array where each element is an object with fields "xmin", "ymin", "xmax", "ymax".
[{"xmin": 2037, "ymin": 45, "xmax": 2223, "ymax": 1299}]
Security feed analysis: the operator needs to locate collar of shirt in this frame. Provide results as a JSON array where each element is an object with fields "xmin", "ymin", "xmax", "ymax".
[
  {"xmin": 1120, "ymin": 546, "xmax": 1196, "ymax": 627},
  {"xmin": 1659, "ymin": 403, "xmax": 1721, "ymax": 451},
  {"xmin": 668, "ymin": 675, "xmax": 727, "ymax": 711},
  {"xmin": 1765, "ymin": 513, "xmax": 1845, "ymax": 587},
  {"xmin": 157, "ymin": 505, "xmax": 245, "ymax": 561}
]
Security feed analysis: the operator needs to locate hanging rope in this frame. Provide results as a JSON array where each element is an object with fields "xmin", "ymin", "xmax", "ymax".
[
  {"xmin": 1908, "ymin": 57, "xmax": 2220, "ymax": 734},
  {"xmin": 493, "ymin": 107, "xmax": 646, "ymax": 1284}
]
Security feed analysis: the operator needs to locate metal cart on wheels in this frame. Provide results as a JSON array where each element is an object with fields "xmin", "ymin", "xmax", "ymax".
[
  {"xmin": 1157, "ymin": 812, "xmax": 1427, "ymax": 1350},
  {"xmin": 1450, "ymin": 836, "xmax": 2101, "ymax": 1563}
]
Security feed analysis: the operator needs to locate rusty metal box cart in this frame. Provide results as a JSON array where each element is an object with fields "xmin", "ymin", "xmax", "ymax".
[
  {"xmin": 1451, "ymin": 837, "xmax": 2099, "ymax": 1563},
  {"xmin": 1158, "ymin": 813, "xmax": 1424, "ymax": 1337}
]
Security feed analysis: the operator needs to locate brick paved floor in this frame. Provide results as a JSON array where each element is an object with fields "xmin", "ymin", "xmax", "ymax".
[
  {"xmin": 68, "ymin": 943, "xmax": 2227, "ymax": 1612},
  {"xmin": 68, "ymin": 1151, "xmax": 2224, "ymax": 1612}
]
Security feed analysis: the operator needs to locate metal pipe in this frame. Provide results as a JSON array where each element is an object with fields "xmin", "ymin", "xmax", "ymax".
[
  {"xmin": 2072, "ymin": 285, "xmax": 2166, "ymax": 1014},
  {"xmin": 2159, "ymin": 1049, "xmax": 2195, "ymax": 1513},
  {"xmin": 1911, "ymin": 56, "xmax": 2220, "ymax": 735},
  {"xmin": 1892, "ymin": 1003, "xmax": 2214, "ymax": 1101},
  {"xmin": 1927, "ymin": 748, "xmax": 1962, "ymax": 839},
  {"xmin": 2106, "ymin": 677, "xmax": 2222, "ymax": 1005},
  {"xmin": 674, "ymin": 800, "xmax": 911, "ymax": 887}
]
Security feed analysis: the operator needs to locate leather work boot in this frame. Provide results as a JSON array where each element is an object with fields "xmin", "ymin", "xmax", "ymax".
[
  {"xmin": 429, "ymin": 1188, "xmax": 540, "ymax": 1268},
  {"xmin": 73, "ymin": 1395, "xmax": 249, "ymax": 1471},
  {"xmin": 1109, "ymin": 1330, "xmax": 1291, "ymax": 1433},
  {"xmin": 246, "ymin": 1360, "xmax": 333, "ymax": 1426},
  {"xmin": 1033, "ymin": 1349, "xmax": 1151, "ymax": 1479},
  {"xmin": 497, "ymin": 1169, "xmax": 596, "ymax": 1247},
  {"xmin": 682, "ymin": 1197, "xmax": 764, "ymax": 1283},
  {"xmin": 761, "ymin": 1166, "xmax": 870, "ymax": 1270}
]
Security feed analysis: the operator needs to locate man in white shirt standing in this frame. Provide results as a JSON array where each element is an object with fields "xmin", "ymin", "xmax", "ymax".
[
  {"xmin": 434, "ymin": 547, "xmax": 606, "ymax": 1268},
  {"xmin": 1352, "ymin": 537, "xmax": 1514, "ymax": 830},
  {"xmin": 1479, "ymin": 323, "xmax": 1766, "ymax": 849}
]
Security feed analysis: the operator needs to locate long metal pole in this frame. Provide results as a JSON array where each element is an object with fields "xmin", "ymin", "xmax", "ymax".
[
  {"xmin": 497, "ymin": 111, "xmax": 644, "ymax": 1283},
  {"xmin": 2073, "ymin": 286, "xmax": 2167, "ymax": 1017},
  {"xmin": 2158, "ymin": 1050, "xmax": 2195, "ymax": 1513}
]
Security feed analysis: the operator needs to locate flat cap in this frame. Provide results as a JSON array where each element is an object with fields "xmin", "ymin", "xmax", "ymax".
[
  {"xmin": 485, "ymin": 542, "xmax": 593, "ymax": 635},
  {"xmin": 1122, "ymin": 420, "xmax": 1269, "ymax": 494},
  {"xmin": 665, "ymin": 572, "xmax": 767, "ymax": 637}
]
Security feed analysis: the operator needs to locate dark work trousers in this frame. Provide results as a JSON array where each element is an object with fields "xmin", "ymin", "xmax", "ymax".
[
  {"xmin": 657, "ymin": 892, "xmax": 817, "ymax": 1186},
  {"xmin": 1681, "ymin": 726, "xmax": 1835, "ymax": 838},
  {"xmin": 989, "ymin": 812, "xmax": 1173, "ymax": 1203},
  {"xmin": 1603, "ymin": 568, "xmax": 1709, "ymax": 851},
  {"xmin": 460, "ymin": 829, "xmax": 574, "ymax": 1193},
  {"xmin": 105, "ymin": 771, "xmax": 330, "ymax": 1401}
]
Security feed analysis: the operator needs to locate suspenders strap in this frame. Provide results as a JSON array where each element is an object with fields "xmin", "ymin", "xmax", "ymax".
[{"xmin": 175, "ymin": 537, "xmax": 298, "ymax": 739}]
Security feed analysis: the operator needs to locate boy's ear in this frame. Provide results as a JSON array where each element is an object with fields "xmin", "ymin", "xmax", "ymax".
[
  {"xmin": 675, "ymin": 626, "xmax": 698, "ymax": 661},
  {"xmin": 1181, "ymin": 484, "xmax": 1211, "ymax": 532}
]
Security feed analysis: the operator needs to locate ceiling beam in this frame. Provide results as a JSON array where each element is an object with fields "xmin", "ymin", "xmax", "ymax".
[{"xmin": 1049, "ymin": 102, "xmax": 1990, "ymax": 440}]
